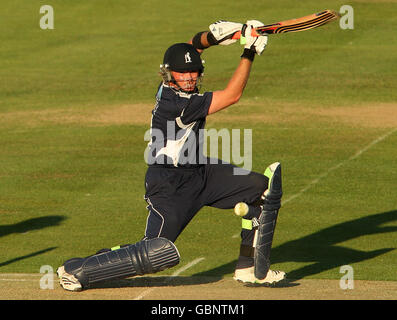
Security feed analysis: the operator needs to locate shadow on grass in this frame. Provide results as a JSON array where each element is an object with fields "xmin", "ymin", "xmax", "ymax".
[
  {"xmin": 271, "ymin": 209, "xmax": 397, "ymax": 280},
  {"xmin": 194, "ymin": 210, "xmax": 397, "ymax": 282},
  {"xmin": 0, "ymin": 215, "xmax": 66, "ymax": 238},
  {"xmin": 0, "ymin": 215, "xmax": 65, "ymax": 269},
  {"xmin": 0, "ymin": 247, "xmax": 57, "ymax": 268}
]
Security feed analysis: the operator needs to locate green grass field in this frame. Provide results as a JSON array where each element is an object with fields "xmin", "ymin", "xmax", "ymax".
[{"xmin": 1, "ymin": 0, "xmax": 396, "ymax": 286}]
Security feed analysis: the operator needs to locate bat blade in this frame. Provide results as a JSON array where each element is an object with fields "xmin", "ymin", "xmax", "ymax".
[
  {"xmin": 231, "ymin": 9, "xmax": 340, "ymax": 39},
  {"xmin": 256, "ymin": 10, "xmax": 340, "ymax": 34}
]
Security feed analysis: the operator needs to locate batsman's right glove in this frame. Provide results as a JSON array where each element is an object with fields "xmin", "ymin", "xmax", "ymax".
[{"xmin": 242, "ymin": 20, "xmax": 268, "ymax": 55}]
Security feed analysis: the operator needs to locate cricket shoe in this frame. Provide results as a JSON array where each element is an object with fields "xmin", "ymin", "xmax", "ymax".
[
  {"xmin": 234, "ymin": 266, "xmax": 286, "ymax": 286},
  {"xmin": 57, "ymin": 264, "xmax": 83, "ymax": 292}
]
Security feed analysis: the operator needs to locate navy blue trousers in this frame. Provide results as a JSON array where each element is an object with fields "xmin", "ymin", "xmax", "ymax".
[{"xmin": 143, "ymin": 161, "xmax": 268, "ymax": 247}]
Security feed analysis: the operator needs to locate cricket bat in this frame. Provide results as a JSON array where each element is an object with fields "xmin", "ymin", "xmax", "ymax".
[{"xmin": 232, "ymin": 9, "xmax": 340, "ymax": 39}]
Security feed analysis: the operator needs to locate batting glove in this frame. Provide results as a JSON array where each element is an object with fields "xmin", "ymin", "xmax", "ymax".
[
  {"xmin": 209, "ymin": 20, "xmax": 243, "ymax": 46},
  {"xmin": 242, "ymin": 20, "xmax": 268, "ymax": 55}
]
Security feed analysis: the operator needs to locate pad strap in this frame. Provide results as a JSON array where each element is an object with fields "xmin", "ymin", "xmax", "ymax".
[
  {"xmin": 241, "ymin": 217, "xmax": 260, "ymax": 230},
  {"xmin": 241, "ymin": 218, "xmax": 252, "ymax": 230}
]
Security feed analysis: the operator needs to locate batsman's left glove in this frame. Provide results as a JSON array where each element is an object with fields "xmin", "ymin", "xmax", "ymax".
[{"xmin": 209, "ymin": 20, "xmax": 243, "ymax": 46}]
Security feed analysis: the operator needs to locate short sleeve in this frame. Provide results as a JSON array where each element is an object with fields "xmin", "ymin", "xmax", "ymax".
[{"xmin": 180, "ymin": 92, "xmax": 213, "ymax": 124}]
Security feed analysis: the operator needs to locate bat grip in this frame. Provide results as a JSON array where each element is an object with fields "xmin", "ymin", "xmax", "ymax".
[{"xmin": 231, "ymin": 28, "xmax": 260, "ymax": 40}]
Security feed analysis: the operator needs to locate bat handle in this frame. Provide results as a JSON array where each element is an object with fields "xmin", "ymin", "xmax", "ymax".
[
  {"xmin": 231, "ymin": 28, "xmax": 260, "ymax": 40},
  {"xmin": 231, "ymin": 31, "xmax": 242, "ymax": 40}
]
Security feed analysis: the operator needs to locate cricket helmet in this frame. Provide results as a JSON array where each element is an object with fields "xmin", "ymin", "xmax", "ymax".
[{"xmin": 162, "ymin": 43, "xmax": 204, "ymax": 73}]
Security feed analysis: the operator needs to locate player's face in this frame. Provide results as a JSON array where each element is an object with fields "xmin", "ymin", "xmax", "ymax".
[{"xmin": 171, "ymin": 71, "xmax": 199, "ymax": 92}]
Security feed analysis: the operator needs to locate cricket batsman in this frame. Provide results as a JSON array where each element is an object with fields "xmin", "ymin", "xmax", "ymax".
[{"xmin": 57, "ymin": 20, "xmax": 286, "ymax": 291}]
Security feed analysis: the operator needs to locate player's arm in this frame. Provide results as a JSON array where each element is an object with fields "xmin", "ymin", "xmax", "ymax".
[
  {"xmin": 208, "ymin": 57, "xmax": 252, "ymax": 115},
  {"xmin": 208, "ymin": 21, "xmax": 268, "ymax": 115}
]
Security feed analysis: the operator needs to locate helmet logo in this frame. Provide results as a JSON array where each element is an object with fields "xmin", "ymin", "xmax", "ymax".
[{"xmin": 184, "ymin": 52, "xmax": 192, "ymax": 63}]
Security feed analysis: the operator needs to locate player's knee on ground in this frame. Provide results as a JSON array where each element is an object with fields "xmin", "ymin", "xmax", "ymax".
[{"xmin": 61, "ymin": 237, "xmax": 180, "ymax": 289}]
